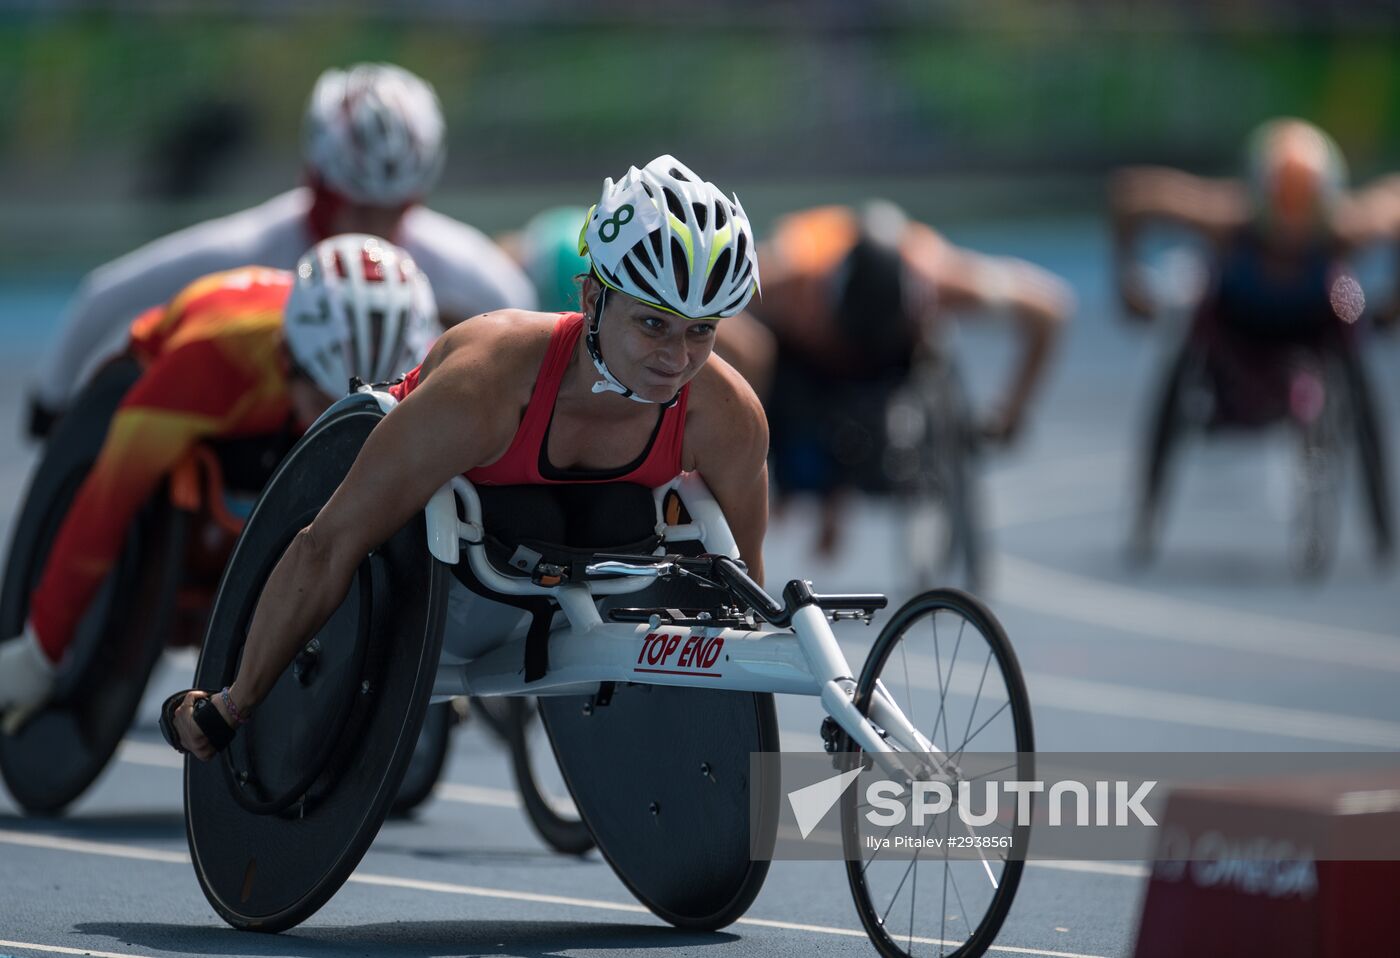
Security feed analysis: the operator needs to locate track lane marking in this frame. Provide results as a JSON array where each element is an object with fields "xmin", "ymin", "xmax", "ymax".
[
  {"xmin": 105, "ymin": 746, "xmax": 1154, "ymax": 878},
  {"xmin": 0, "ymin": 829, "xmax": 1112, "ymax": 957},
  {"xmin": 0, "ymin": 940, "xmax": 160, "ymax": 958},
  {"xmin": 997, "ymin": 553, "xmax": 1400, "ymax": 673}
]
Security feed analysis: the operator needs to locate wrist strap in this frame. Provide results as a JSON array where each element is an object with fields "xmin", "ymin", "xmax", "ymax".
[
  {"xmin": 220, "ymin": 687, "xmax": 248, "ymax": 726},
  {"xmin": 192, "ymin": 696, "xmax": 237, "ymax": 752}
]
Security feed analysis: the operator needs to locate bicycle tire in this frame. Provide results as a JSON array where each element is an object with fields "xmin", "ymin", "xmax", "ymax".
[{"xmin": 842, "ymin": 588, "xmax": 1034, "ymax": 958}]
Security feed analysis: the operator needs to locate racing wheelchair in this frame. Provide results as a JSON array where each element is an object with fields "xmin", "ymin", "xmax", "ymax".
[
  {"xmin": 0, "ymin": 358, "xmax": 294, "ymax": 814},
  {"xmin": 181, "ymin": 386, "xmax": 1033, "ymax": 958},
  {"xmin": 1130, "ymin": 306, "xmax": 1389, "ymax": 578},
  {"xmin": 0, "ymin": 358, "xmax": 473, "ymax": 820},
  {"xmin": 768, "ymin": 344, "xmax": 985, "ymax": 595}
]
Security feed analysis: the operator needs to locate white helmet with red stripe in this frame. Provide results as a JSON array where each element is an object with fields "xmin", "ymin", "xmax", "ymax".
[
  {"xmin": 284, "ymin": 234, "xmax": 438, "ymax": 396},
  {"xmin": 303, "ymin": 63, "xmax": 447, "ymax": 206}
]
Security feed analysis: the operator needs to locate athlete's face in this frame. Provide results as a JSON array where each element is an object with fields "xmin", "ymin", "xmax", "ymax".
[
  {"xmin": 587, "ymin": 282, "xmax": 718, "ymax": 403},
  {"xmin": 1262, "ymin": 126, "xmax": 1332, "ymax": 241}
]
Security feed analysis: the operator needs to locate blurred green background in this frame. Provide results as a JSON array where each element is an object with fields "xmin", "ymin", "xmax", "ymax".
[{"xmin": 3, "ymin": 1, "xmax": 1400, "ymax": 267}]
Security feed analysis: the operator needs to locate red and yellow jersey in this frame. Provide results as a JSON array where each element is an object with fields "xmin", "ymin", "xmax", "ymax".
[{"xmin": 29, "ymin": 267, "xmax": 296, "ymax": 662}]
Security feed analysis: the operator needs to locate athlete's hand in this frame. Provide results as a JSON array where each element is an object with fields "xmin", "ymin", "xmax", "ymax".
[
  {"xmin": 172, "ymin": 690, "xmax": 235, "ymax": 762},
  {"xmin": 1118, "ymin": 273, "xmax": 1156, "ymax": 322},
  {"xmin": 979, "ymin": 408, "xmax": 1021, "ymax": 446}
]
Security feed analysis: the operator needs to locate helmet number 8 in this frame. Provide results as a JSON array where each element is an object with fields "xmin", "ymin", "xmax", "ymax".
[{"xmin": 598, "ymin": 204, "xmax": 635, "ymax": 243}]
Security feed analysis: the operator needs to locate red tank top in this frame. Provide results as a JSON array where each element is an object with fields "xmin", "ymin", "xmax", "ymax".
[{"xmin": 390, "ymin": 312, "xmax": 689, "ymax": 487}]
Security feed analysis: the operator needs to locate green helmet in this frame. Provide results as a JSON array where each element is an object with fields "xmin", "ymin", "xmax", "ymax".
[{"xmin": 519, "ymin": 206, "xmax": 591, "ymax": 312}]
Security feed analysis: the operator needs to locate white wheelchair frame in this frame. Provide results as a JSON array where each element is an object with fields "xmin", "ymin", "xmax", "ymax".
[{"xmin": 414, "ymin": 461, "xmax": 939, "ymax": 785}]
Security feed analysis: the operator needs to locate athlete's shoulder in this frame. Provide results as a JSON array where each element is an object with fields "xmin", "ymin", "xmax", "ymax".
[
  {"xmin": 689, "ymin": 353, "xmax": 767, "ymax": 441},
  {"xmin": 419, "ymin": 309, "xmax": 562, "ymax": 393},
  {"xmin": 397, "ymin": 207, "xmax": 537, "ymax": 312},
  {"xmin": 83, "ymin": 190, "xmax": 307, "ymax": 295}
]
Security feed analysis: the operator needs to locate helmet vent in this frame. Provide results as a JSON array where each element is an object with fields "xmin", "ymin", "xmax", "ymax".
[
  {"xmin": 735, "ymin": 230, "xmax": 748, "ymax": 267},
  {"xmin": 670, "ymin": 238, "xmax": 690, "ymax": 301},
  {"xmin": 646, "ymin": 230, "xmax": 664, "ymax": 265},
  {"xmin": 663, "ymin": 188, "xmax": 686, "ymax": 221},
  {"xmin": 734, "ymin": 258, "xmax": 753, "ymax": 289},
  {"xmin": 704, "ymin": 248, "xmax": 732, "ymax": 303},
  {"xmin": 623, "ymin": 258, "xmax": 662, "ymax": 304},
  {"xmin": 692, "ymin": 202, "xmax": 709, "ymax": 231},
  {"xmin": 669, "ymin": 167, "xmax": 690, "ymax": 181}
]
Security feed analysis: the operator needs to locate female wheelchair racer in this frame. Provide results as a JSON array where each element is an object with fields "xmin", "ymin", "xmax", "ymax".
[
  {"xmin": 0, "ymin": 236, "xmax": 436, "ymax": 814},
  {"xmin": 166, "ymin": 158, "xmax": 1035, "ymax": 957}
]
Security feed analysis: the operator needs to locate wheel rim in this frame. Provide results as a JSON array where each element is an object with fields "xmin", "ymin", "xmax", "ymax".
[
  {"xmin": 518, "ymin": 699, "xmax": 583, "ymax": 822},
  {"xmin": 843, "ymin": 590, "xmax": 1033, "ymax": 958}
]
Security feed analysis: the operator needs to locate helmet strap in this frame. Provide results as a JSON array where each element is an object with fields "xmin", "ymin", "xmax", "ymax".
[{"xmin": 584, "ymin": 283, "xmax": 678, "ymax": 408}]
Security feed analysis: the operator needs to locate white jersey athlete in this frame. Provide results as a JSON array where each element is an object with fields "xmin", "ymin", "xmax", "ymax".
[{"xmin": 29, "ymin": 64, "xmax": 534, "ymax": 425}]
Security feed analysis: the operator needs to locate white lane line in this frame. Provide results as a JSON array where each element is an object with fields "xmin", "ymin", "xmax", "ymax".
[
  {"xmin": 345, "ymin": 871, "xmax": 646, "ymax": 913},
  {"xmin": 883, "ymin": 647, "xmax": 1400, "ymax": 749},
  {"xmin": 998, "ymin": 553, "xmax": 1400, "ymax": 673},
  {"xmin": 117, "ymin": 740, "xmax": 182, "ymax": 769},
  {"xmin": 0, "ymin": 828, "xmax": 188, "ymax": 864},
  {"xmin": 434, "ymin": 782, "xmax": 520, "ymax": 808},
  {"xmin": 1026, "ymin": 672, "xmax": 1400, "ymax": 749},
  {"xmin": 110, "ymin": 742, "xmax": 1153, "ymax": 872},
  {"xmin": 0, "ymin": 830, "xmax": 1111, "ymax": 958},
  {"xmin": 0, "ymin": 940, "xmax": 159, "ymax": 958}
]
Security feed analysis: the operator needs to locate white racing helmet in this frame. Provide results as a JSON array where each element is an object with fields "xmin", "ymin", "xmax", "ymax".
[
  {"xmin": 284, "ymin": 234, "xmax": 439, "ymax": 397},
  {"xmin": 578, "ymin": 155, "xmax": 761, "ymax": 401},
  {"xmin": 303, "ymin": 63, "xmax": 447, "ymax": 206}
]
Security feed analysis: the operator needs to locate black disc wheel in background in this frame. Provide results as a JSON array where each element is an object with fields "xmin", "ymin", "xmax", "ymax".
[
  {"xmin": 842, "ymin": 589, "xmax": 1034, "ymax": 958},
  {"xmin": 389, "ymin": 701, "xmax": 456, "ymax": 817},
  {"xmin": 503, "ymin": 696, "xmax": 594, "ymax": 855},
  {"xmin": 185, "ymin": 395, "xmax": 447, "ymax": 932},
  {"xmin": 0, "ymin": 358, "xmax": 181, "ymax": 816}
]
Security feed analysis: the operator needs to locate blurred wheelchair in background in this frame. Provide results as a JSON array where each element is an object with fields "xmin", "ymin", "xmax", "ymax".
[{"xmin": 0, "ymin": 358, "xmax": 293, "ymax": 813}]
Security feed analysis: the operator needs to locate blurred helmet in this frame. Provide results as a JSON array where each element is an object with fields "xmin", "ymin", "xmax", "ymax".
[
  {"xmin": 284, "ymin": 234, "xmax": 439, "ymax": 396},
  {"xmin": 519, "ymin": 206, "xmax": 591, "ymax": 311},
  {"xmin": 580, "ymin": 155, "xmax": 760, "ymax": 319},
  {"xmin": 303, "ymin": 63, "xmax": 447, "ymax": 206},
  {"xmin": 1244, "ymin": 118, "xmax": 1348, "ymax": 231}
]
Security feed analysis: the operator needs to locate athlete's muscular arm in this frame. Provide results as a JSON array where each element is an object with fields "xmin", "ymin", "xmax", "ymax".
[
  {"xmin": 686, "ymin": 358, "xmax": 770, "ymax": 586},
  {"xmin": 1108, "ymin": 167, "xmax": 1246, "ymax": 319},
  {"xmin": 918, "ymin": 236, "xmax": 1074, "ymax": 443},
  {"xmin": 173, "ymin": 313, "xmax": 540, "ymax": 759}
]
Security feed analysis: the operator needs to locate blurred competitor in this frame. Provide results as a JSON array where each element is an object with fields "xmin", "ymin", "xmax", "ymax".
[
  {"xmin": 503, "ymin": 205, "xmax": 775, "ymax": 392},
  {"xmin": 1111, "ymin": 117, "xmax": 1394, "ymax": 560},
  {"xmin": 26, "ymin": 62, "xmax": 533, "ymax": 438},
  {"xmin": 0, "ymin": 235, "xmax": 437, "ymax": 717},
  {"xmin": 753, "ymin": 201, "xmax": 1073, "ymax": 557}
]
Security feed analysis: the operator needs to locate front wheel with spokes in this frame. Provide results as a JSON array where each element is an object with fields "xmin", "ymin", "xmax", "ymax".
[{"xmin": 841, "ymin": 588, "xmax": 1034, "ymax": 958}]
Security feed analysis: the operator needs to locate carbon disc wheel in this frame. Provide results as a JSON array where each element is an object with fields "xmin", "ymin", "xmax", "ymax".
[{"xmin": 185, "ymin": 394, "xmax": 447, "ymax": 932}]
